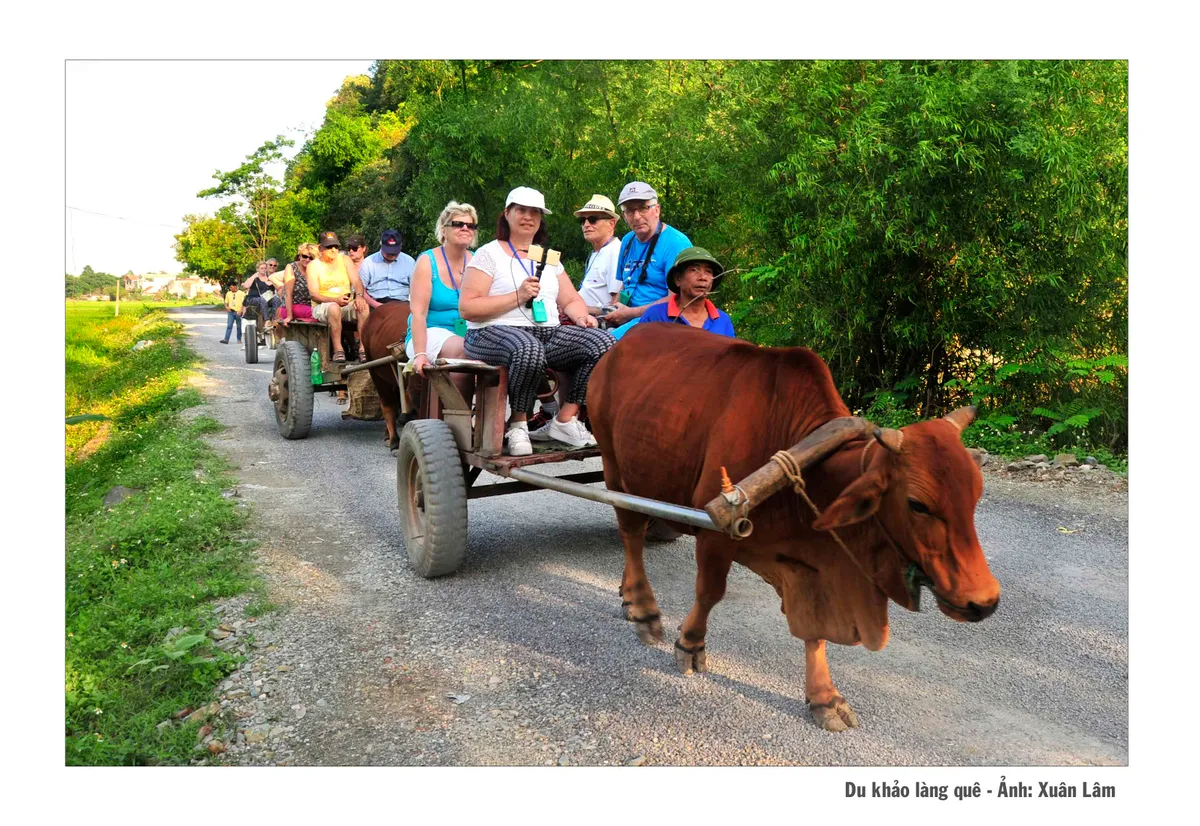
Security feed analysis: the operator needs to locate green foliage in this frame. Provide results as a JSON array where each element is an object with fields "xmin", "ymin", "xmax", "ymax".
[
  {"xmin": 194, "ymin": 59, "xmax": 1128, "ymax": 455},
  {"xmin": 65, "ymin": 265, "xmax": 119, "ymax": 298},
  {"xmin": 65, "ymin": 304, "xmax": 259, "ymax": 765}
]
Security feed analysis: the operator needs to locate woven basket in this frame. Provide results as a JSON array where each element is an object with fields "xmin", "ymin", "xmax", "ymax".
[{"xmin": 344, "ymin": 370, "xmax": 383, "ymax": 421}]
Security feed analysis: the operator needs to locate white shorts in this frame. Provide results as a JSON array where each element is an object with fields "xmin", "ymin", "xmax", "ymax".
[{"xmin": 405, "ymin": 326, "xmax": 459, "ymax": 362}]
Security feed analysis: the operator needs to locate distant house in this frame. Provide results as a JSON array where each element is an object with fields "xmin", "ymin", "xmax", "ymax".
[{"xmin": 166, "ymin": 277, "xmax": 220, "ymax": 299}]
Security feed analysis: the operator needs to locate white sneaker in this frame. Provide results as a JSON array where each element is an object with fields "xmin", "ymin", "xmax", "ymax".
[
  {"xmin": 529, "ymin": 415, "xmax": 597, "ymax": 448},
  {"xmin": 505, "ymin": 421, "xmax": 532, "ymax": 456}
]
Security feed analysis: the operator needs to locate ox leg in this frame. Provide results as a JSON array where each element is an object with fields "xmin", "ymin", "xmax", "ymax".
[
  {"xmin": 615, "ymin": 507, "xmax": 662, "ymax": 645},
  {"xmin": 804, "ymin": 639, "xmax": 858, "ymax": 732},
  {"xmin": 674, "ymin": 538, "xmax": 734, "ymax": 675}
]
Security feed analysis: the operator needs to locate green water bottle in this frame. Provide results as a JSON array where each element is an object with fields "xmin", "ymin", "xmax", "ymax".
[{"xmin": 310, "ymin": 349, "xmax": 322, "ymax": 385}]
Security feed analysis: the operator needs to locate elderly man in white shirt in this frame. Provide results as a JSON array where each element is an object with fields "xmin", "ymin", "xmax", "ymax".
[{"xmin": 572, "ymin": 194, "xmax": 622, "ymax": 318}]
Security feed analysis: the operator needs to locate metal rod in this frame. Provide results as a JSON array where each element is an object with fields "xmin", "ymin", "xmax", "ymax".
[
  {"xmin": 507, "ymin": 468, "xmax": 717, "ymax": 531},
  {"xmin": 468, "ymin": 470, "xmax": 607, "ymax": 500},
  {"xmin": 340, "ymin": 354, "xmax": 403, "ymax": 375}
]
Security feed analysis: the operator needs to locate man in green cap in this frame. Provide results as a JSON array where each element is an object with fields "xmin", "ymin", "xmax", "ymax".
[{"xmin": 636, "ymin": 246, "xmax": 736, "ymax": 337}]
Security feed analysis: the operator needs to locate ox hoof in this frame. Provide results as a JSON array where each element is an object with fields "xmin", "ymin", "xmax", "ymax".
[
  {"xmin": 634, "ymin": 614, "xmax": 663, "ymax": 645},
  {"xmin": 808, "ymin": 696, "xmax": 859, "ymax": 732},
  {"xmin": 674, "ymin": 640, "xmax": 707, "ymax": 675},
  {"xmin": 619, "ymin": 600, "xmax": 634, "ymax": 621}
]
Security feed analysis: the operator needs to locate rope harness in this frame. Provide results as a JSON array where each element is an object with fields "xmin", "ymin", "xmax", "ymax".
[{"xmin": 770, "ymin": 440, "xmax": 931, "ymax": 610}]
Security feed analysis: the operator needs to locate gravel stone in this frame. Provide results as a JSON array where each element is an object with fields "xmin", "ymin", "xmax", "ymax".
[{"xmin": 174, "ymin": 307, "xmax": 1128, "ymax": 768}]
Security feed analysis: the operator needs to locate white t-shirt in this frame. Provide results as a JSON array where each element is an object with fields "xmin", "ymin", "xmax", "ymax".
[
  {"xmin": 577, "ymin": 238, "xmax": 621, "ymax": 308},
  {"xmin": 465, "ymin": 239, "xmax": 562, "ymax": 329}
]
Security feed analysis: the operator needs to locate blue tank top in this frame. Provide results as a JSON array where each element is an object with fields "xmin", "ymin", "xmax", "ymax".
[{"xmin": 406, "ymin": 248, "xmax": 468, "ymax": 345}]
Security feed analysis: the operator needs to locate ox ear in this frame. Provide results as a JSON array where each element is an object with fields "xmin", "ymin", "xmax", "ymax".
[{"xmin": 812, "ymin": 460, "xmax": 890, "ymax": 532}]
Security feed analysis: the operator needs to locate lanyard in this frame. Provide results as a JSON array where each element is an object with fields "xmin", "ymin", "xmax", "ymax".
[
  {"xmin": 583, "ymin": 237, "xmax": 617, "ymax": 281},
  {"xmin": 440, "ymin": 246, "xmax": 465, "ymax": 293},
  {"xmin": 619, "ymin": 221, "xmax": 663, "ymax": 291},
  {"xmin": 507, "ymin": 241, "xmax": 535, "ymax": 279}
]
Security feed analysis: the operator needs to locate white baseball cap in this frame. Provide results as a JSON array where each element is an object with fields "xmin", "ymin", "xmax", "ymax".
[
  {"xmin": 618, "ymin": 181, "xmax": 659, "ymax": 206},
  {"xmin": 505, "ymin": 186, "xmax": 553, "ymax": 215}
]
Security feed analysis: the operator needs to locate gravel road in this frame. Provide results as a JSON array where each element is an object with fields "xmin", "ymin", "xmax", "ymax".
[{"xmin": 173, "ymin": 307, "xmax": 1128, "ymax": 767}]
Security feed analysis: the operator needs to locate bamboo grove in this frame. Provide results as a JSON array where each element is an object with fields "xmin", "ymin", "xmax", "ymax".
[{"xmin": 176, "ymin": 60, "xmax": 1128, "ymax": 452}]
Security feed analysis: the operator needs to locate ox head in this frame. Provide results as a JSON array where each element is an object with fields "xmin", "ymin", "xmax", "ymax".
[{"xmin": 811, "ymin": 406, "xmax": 1001, "ymax": 623}]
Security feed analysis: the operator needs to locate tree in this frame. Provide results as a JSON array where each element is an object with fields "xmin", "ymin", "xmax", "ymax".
[
  {"xmin": 197, "ymin": 136, "xmax": 294, "ymax": 265},
  {"xmin": 174, "ymin": 213, "xmax": 254, "ymax": 281}
]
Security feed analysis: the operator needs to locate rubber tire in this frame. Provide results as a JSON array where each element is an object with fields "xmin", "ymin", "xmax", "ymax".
[
  {"xmin": 244, "ymin": 322, "xmax": 258, "ymax": 364},
  {"xmin": 274, "ymin": 340, "xmax": 314, "ymax": 440},
  {"xmin": 397, "ymin": 419, "xmax": 468, "ymax": 578}
]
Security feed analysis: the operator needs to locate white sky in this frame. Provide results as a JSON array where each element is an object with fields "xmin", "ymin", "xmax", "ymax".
[{"xmin": 65, "ymin": 60, "xmax": 374, "ymax": 276}]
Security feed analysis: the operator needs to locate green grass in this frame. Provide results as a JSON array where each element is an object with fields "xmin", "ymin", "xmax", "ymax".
[{"xmin": 65, "ymin": 303, "xmax": 260, "ymax": 765}]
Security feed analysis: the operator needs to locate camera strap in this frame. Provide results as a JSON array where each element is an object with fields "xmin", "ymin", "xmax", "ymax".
[{"xmin": 619, "ymin": 221, "xmax": 663, "ymax": 294}]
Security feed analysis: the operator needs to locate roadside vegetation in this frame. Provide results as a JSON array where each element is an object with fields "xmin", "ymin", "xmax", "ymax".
[
  {"xmin": 175, "ymin": 60, "xmax": 1126, "ymax": 466},
  {"xmin": 65, "ymin": 302, "xmax": 258, "ymax": 765}
]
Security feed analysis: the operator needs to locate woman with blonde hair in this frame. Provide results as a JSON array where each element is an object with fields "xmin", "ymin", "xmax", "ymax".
[
  {"xmin": 279, "ymin": 242, "xmax": 319, "ymax": 326},
  {"xmin": 405, "ymin": 202, "xmax": 479, "ymax": 390}
]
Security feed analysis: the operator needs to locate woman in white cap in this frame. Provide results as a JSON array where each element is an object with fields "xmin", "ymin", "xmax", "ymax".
[{"xmin": 459, "ymin": 186, "xmax": 615, "ymax": 456}]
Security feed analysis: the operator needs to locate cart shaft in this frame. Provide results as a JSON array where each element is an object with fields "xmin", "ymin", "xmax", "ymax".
[{"xmin": 506, "ymin": 468, "xmax": 718, "ymax": 531}]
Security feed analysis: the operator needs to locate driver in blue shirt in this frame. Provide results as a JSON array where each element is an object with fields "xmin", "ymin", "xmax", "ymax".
[{"xmin": 638, "ymin": 246, "xmax": 735, "ymax": 337}]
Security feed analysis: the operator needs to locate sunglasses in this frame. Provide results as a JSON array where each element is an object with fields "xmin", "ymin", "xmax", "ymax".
[
  {"xmin": 323, "ymin": 245, "xmax": 340, "ymax": 251},
  {"xmin": 577, "ymin": 215, "xmax": 609, "ymax": 225},
  {"xmin": 347, "ymin": 245, "xmax": 363, "ymax": 251},
  {"xmin": 446, "ymin": 220, "xmax": 478, "ymax": 230},
  {"xmin": 298, "ymin": 254, "xmax": 314, "ymax": 260}
]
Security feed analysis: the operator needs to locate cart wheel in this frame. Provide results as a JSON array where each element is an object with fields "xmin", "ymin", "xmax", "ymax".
[
  {"xmin": 270, "ymin": 341, "xmax": 313, "ymax": 439},
  {"xmin": 397, "ymin": 419, "xmax": 468, "ymax": 578},
  {"xmin": 244, "ymin": 322, "xmax": 259, "ymax": 364}
]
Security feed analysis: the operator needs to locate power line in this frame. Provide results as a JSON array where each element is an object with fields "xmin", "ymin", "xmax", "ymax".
[{"xmin": 66, "ymin": 205, "xmax": 181, "ymax": 229}]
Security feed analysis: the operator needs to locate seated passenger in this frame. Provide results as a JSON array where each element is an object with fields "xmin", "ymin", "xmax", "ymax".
[
  {"xmin": 241, "ymin": 261, "xmax": 274, "ymax": 322},
  {"xmin": 407, "ymin": 201, "xmax": 479, "ymax": 402},
  {"xmin": 459, "ymin": 186, "xmax": 615, "ymax": 455},
  {"xmin": 279, "ymin": 243, "xmax": 318, "ymax": 325},
  {"xmin": 262, "ymin": 258, "xmax": 284, "ymax": 320},
  {"xmin": 307, "ymin": 231, "xmax": 371, "ymax": 362},
  {"xmin": 638, "ymin": 246, "xmax": 736, "ymax": 337}
]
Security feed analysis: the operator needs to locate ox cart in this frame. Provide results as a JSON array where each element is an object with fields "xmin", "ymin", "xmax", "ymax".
[
  {"xmin": 330, "ymin": 354, "xmax": 891, "ymax": 582},
  {"xmin": 266, "ymin": 318, "xmax": 383, "ymax": 439},
  {"xmin": 241, "ymin": 300, "xmax": 272, "ymax": 365}
]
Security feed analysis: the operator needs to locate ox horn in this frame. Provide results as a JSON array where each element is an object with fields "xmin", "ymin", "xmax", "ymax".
[
  {"xmin": 872, "ymin": 426, "xmax": 904, "ymax": 454},
  {"xmin": 943, "ymin": 405, "xmax": 978, "ymax": 433}
]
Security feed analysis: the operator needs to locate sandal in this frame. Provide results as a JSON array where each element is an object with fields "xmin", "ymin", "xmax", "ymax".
[
  {"xmin": 332, "ymin": 350, "xmax": 346, "ymax": 363},
  {"xmin": 357, "ymin": 343, "xmax": 368, "ymax": 363}
]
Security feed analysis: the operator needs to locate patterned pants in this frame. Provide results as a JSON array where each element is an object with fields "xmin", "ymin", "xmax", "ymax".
[{"xmin": 464, "ymin": 325, "xmax": 616, "ymax": 415}]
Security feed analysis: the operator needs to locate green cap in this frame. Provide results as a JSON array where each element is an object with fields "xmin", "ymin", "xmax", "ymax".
[{"xmin": 667, "ymin": 246, "xmax": 724, "ymax": 293}]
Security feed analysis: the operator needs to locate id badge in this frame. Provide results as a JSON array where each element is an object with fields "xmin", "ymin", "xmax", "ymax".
[
  {"xmin": 531, "ymin": 299, "xmax": 548, "ymax": 323},
  {"xmin": 453, "ymin": 318, "xmax": 468, "ymax": 337},
  {"xmin": 618, "ymin": 288, "xmax": 632, "ymax": 306}
]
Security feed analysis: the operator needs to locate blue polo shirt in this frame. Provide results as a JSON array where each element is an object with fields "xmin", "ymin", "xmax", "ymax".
[
  {"xmin": 638, "ymin": 294, "xmax": 736, "ymax": 337},
  {"xmin": 359, "ymin": 249, "xmax": 417, "ymax": 301},
  {"xmin": 616, "ymin": 223, "xmax": 691, "ymax": 308}
]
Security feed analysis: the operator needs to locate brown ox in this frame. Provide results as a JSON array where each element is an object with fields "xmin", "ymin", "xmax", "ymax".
[
  {"xmin": 360, "ymin": 301, "xmax": 419, "ymax": 450},
  {"xmin": 587, "ymin": 323, "xmax": 1001, "ymax": 731}
]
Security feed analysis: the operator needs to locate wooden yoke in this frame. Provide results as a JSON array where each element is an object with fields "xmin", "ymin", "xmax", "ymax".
[{"xmin": 704, "ymin": 416, "xmax": 880, "ymax": 538}]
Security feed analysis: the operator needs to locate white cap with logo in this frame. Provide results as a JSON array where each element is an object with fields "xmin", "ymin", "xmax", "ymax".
[
  {"xmin": 505, "ymin": 186, "xmax": 553, "ymax": 215},
  {"xmin": 618, "ymin": 181, "xmax": 659, "ymax": 206}
]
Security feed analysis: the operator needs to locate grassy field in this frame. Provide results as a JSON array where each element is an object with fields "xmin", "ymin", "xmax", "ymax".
[{"xmin": 65, "ymin": 302, "xmax": 259, "ymax": 765}]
